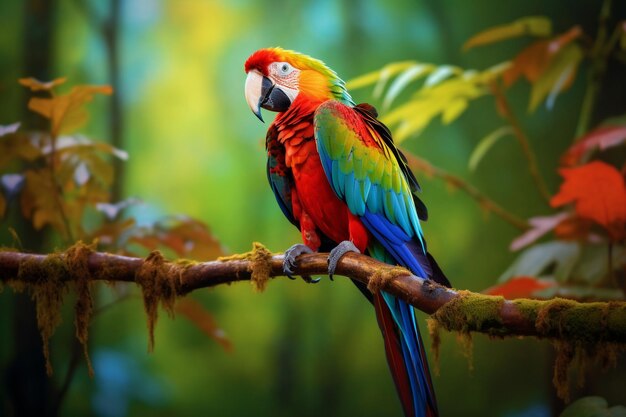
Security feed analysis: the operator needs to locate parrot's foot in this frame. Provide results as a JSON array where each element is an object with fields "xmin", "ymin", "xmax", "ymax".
[
  {"xmin": 328, "ymin": 240, "xmax": 360, "ymax": 281},
  {"xmin": 283, "ymin": 244, "xmax": 319, "ymax": 283}
]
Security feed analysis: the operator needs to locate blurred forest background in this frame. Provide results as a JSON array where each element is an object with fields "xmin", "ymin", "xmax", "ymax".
[{"xmin": 1, "ymin": 0, "xmax": 625, "ymax": 416}]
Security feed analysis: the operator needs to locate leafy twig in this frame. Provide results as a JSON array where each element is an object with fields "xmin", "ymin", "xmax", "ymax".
[
  {"xmin": 403, "ymin": 151, "xmax": 529, "ymax": 230},
  {"xmin": 491, "ymin": 82, "xmax": 552, "ymax": 202}
]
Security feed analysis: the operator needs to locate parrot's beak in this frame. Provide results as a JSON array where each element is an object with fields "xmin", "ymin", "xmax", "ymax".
[{"xmin": 245, "ymin": 70, "xmax": 292, "ymax": 123}]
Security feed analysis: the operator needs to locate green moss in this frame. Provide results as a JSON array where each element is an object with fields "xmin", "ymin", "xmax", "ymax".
[
  {"xmin": 432, "ymin": 291, "xmax": 506, "ymax": 335},
  {"xmin": 512, "ymin": 299, "xmax": 541, "ymax": 323},
  {"xmin": 174, "ymin": 258, "xmax": 200, "ymax": 268},
  {"xmin": 524, "ymin": 298, "xmax": 626, "ymax": 401},
  {"xmin": 605, "ymin": 302, "xmax": 626, "ymax": 341},
  {"xmin": 532, "ymin": 299, "xmax": 626, "ymax": 344}
]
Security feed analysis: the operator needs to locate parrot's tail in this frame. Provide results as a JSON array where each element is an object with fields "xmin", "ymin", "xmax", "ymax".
[
  {"xmin": 361, "ymin": 213, "xmax": 448, "ymax": 416},
  {"xmin": 374, "ymin": 292, "xmax": 438, "ymax": 417}
]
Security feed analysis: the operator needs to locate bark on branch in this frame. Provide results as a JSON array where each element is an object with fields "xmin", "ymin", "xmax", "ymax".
[{"xmin": 1, "ymin": 243, "xmax": 625, "ymax": 344}]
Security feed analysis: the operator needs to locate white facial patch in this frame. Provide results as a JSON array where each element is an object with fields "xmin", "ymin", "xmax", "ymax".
[{"xmin": 269, "ymin": 62, "xmax": 300, "ymax": 103}]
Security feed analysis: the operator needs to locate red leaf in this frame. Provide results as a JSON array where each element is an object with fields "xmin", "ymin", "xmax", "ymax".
[
  {"xmin": 561, "ymin": 124, "xmax": 626, "ymax": 166},
  {"xmin": 484, "ymin": 276, "xmax": 556, "ymax": 299},
  {"xmin": 551, "ymin": 161, "xmax": 626, "ymax": 240},
  {"xmin": 554, "ymin": 216, "xmax": 594, "ymax": 241}
]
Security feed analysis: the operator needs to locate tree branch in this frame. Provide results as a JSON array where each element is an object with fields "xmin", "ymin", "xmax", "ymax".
[
  {"xmin": 403, "ymin": 151, "xmax": 530, "ymax": 231},
  {"xmin": 1, "ymin": 245, "xmax": 625, "ymax": 344}
]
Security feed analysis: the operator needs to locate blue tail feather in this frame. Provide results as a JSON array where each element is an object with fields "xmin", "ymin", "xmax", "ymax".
[{"xmin": 363, "ymin": 210, "xmax": 439, "ymax": 417}]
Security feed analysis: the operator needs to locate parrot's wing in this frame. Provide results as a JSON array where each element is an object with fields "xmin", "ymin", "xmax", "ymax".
[
  {"xmin": 266, "ymin": 124, "xmax": 299, "ymax": 228},
  {"xmin": 315, "ymin": 101, "xmax": 425, "ymax": 248}
]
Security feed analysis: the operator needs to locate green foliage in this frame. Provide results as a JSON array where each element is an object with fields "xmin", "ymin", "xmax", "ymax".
[
  {"xmin": 463, "ymin": 16, "xmax": 552, "ymax": 50},
  {"xmin": 352, "ymin": 6, "xmax": 626, "ymax": 405},
  {"xmin": 348, "ymin": 60, "xmax": 509, "ymax": 142},
  {"xmin": 2, "ymin": 1, "xmax": 625, "ymax": 416},
  {"xmin": 0, "ymin": 78, "xmax": 229, "ymax": 380},
  {"xmin": 351, "ymin": 11, "xmax": 626, "ymax": 303}
]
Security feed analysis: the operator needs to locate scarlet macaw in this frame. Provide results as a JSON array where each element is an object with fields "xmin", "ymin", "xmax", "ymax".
[{"xmin": 244, "ymin": 47, "xmax": 450, "ymax": 417}]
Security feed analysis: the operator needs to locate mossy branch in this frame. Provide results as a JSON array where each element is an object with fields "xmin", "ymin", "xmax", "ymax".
[
  {"xmin": 2, "ymin": 242, "xmax": 625, "ymax": 400},
  {"xmin": 1, "ymin": 243, "xmax": 625, "ymax": 343}
]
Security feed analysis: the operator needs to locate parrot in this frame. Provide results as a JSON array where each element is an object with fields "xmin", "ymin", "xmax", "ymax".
[{"xmin": 244, "ymin": 47, "xmax": 450, "ymax": 417}]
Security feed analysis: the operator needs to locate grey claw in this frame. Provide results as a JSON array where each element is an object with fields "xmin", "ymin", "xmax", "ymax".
[
  {"xmin": 283, "ymin": 243, "xmax": 315, "ymax": 283},
  {"xmin": 328, "ymin": 241, "xmax": 360, "ymax": 280}
]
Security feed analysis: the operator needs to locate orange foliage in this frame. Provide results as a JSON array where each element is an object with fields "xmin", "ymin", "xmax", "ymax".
[
  {"xmin": 484, "ymin": 276, "xmax": 556, "ymax": 299},
  {"xmin": 503, "ymin": 25, "xmax": 582, "ymax": 86},
  {"xmin": 551, "ymin": 161, "xmax": 626, "ymax": 241}
]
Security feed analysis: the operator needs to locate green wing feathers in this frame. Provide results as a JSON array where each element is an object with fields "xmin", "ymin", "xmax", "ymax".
[{"xmin": 314, "ymin": 100, "xmax": 423, "ymax": 241}]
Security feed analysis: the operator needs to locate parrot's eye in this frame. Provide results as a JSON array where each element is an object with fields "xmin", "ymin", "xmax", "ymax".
[{"xmin": 277, "ymin": 62, "xmax": 293, "ymax": 76}]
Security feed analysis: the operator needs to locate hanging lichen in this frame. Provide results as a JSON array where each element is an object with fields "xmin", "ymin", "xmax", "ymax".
[
  {"xmin": 427, "ymin": 318, "xmax": 441, "ymax": 375},
  {"xmin": 431, "ymin": 293, "xmax": 626, "ymax": 401},
  {"xmin": 18, "ymin": 253, "xmax": 69, "ymax": 375},
  {"xmin": 533, "ymin": 299, "xmax": 626, "ymax": 401},
  {"xmin": 135, "ymin": 250, "xmax": 180, "ymax": 352},
  {"xmin": 65, "ymin": 241, "xmax": 95, "ymax": 376},
  {"xmin": 218, "ymin": 242, "xmax": 273, "ymax": 292}
]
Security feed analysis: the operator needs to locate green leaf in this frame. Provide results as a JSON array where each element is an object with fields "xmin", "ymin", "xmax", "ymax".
[
  {"xmin": 560, "ymin": 396, "xmax": 626, "ymax": 417},
  {"xmin": 498, "ymin": 241, "xmax": 581, "ymax": 283},
  {"xmin": 463, "ymin": 16, "xmax": 552, "ymax": 50},
  {"xmin": 545, "ymin": 58, "xmax": 577, "ymax": 110},
  {"xmin": 529, "ymin": 43, "xmax": 583, "ymax": 112},
  {"xmin": 424, "ymin": 65, "xmax": 460, "ymax": 87},
  {"xmin": 345, "ymin": 71, "xmax": 381, "ymax": 91},
  {"xmin": 345, "ymin": 61, "xmax": 416, "ymax": 91},
  {"xmin": 571, "ymin": 244, "xmax": 626, "ymax": 284},
  {"xmin": 480, "ymin": 61, "xmax": 512, "ymax": 82},
  {"xmin": 372, "ymin": 61, "xmax": 418, "ymax": 99},
  {"xmin": 382, "ymin": 64, "xmax": 433, "ymax": 109},
  {"xmin": 468, "ymin": 126, "xmax": 515, "ymax": 171},
  {"xmin": 441, "ymin": 99, "xmax": 468, "ymax": 124},
  {"xmin": 384, "ymin": 101, "xmax": 438, "ymax": 143}
]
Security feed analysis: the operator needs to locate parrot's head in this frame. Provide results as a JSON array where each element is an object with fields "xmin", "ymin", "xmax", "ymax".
[{"xmin": 244, "ymin": 47, "xmax": 352, "ymax": 122}]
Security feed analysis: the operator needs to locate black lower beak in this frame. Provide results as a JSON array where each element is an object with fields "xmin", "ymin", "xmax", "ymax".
[{"xmin": 259, "ymin": 76, "xmax": 291, "ymax": 114}]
